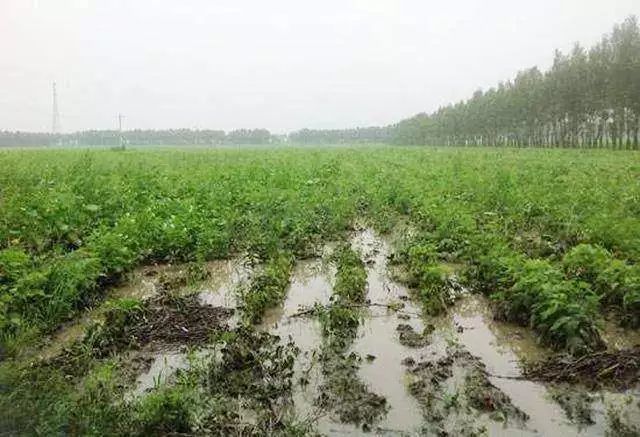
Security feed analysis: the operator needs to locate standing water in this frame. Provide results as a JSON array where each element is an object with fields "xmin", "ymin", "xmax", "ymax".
[{"xmin": 350, "ymin": 228, "xmax": 425, "ymax": 435}]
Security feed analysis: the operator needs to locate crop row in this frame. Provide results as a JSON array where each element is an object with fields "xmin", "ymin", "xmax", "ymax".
[{"xmin": 1, "ymin": 147, "xmax": 639, "ymax": 355}]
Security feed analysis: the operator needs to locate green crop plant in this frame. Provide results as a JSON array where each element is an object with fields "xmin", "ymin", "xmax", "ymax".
[
  {"xmin": 331, "ymin": 245, "xmax": 367, "ymax": 303},
  {"xmin": 0, "ymin": 147, "xmax": 638, "ymax": 354},
  {"xmin": 239, "ymin": 252, "xmax": 294, "ymax": 324},
  {"xmin": 1, "ymin": 145, "xmax": 639, "ymax": 435}
]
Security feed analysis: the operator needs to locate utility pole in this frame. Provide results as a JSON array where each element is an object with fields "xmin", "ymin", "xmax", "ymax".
[
  {"xmin": 117, "ymin": 113, "xmax": 125, "ymax": 149},
  {"xmin": 52, "ymin": 82, "xmax": 60, "ymax": 134}
]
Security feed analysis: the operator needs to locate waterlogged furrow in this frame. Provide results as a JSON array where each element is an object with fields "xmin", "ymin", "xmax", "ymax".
[
  {"xmin": 449, "ymin": 296, "xmax": 575, "ymax": 436},
  {"xmin": 349, "ymin": 229, "xmax": 425, "ymax": 435},
  {"xmin": 407, "ymin": 293, "xmax": 640, "ymax": 436},
  {"xmin": 314, "ymin": 243, "xmax": 389, "ymax": 431},
  {"xmin": 258, "ymin": 259, "xmax": 333, "ymax": 425}
]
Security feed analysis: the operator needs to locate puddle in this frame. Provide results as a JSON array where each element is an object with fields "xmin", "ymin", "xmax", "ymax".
[
  {"xmin": 127, "ymin": 347, "xmax": 218, "ymax": 399},
  {"xmin": 259, "ymin": 259, "xmax": 334, "ymax": 427},
  {"xmin": 195, "ymin": 259, "xmax": 251, "ymax": 308},
  {"xmin": 601, "ymin": 316, "xmax": 640, "ymax": 351},
  {"xmin": 37, "ymin": 260, "xmax": 244, "ymax": 361},
  {"xmin": 350, "ymin": 228, "xmax": 425, "ymax": 435},
  {"xmin": 130, "ymin": 349, "xmax": 190, "ymax": 396},
  {"xmin": 260, "ymin": 259, "xmax": 334, "ymax": 328}
]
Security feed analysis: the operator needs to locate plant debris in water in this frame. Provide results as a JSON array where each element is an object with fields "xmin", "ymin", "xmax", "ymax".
[
  {"xmin": 524, "ymin": 347, "xmax": 640, "ymax": 390},
  {"xmin": 396, "ymin": 323, "xmax": 434, "ymax": 348},
  {"xmin": 47, "ymin": 292, "xmax": 233, "ymax": 376},
  {"xmin": 316, "ymin": 346, "xmax": 388, "ymax": 429},
  {"xmin": 548, "ymin": 386, "xmax": 596, "ymax": 426},
  {"xmin": 313, "ymin": 243, "xmax": 389, "ymax": 430},
  {"xmin": 405, "ymin": 345, "xmax": 529, "ymax": 435},
  {"xmin": 198, "ymin": 326, "xmax": 302, "ymax": 434}
]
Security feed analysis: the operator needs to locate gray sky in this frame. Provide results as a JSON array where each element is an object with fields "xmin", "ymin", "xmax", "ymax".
[{"xmin": 1, "ymin": 0, "xmax": 639, "ymax": 133}]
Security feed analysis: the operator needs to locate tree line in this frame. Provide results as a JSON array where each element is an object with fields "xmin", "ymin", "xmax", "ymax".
[
  {"xmin": 0, "ymin": 128, "xmax": 272, "ymax": 147},
  {"xmin": 288, "ymin": 127, "xmax": 393, "ymax": 144},
  {"xmin": 393, "ymin": 16, "xmax": 640, "ymax": 148}
]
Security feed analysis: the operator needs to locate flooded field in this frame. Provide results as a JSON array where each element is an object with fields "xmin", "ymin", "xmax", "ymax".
[
  {"xmin": 263, "ymin": 230, "xmax": 640, "ymax": 436},
  {"xmin": 5, "ymin": 229, "xmax": 640, "ymax": 436},
  {"xmin": 144, "ymin": 228, "xmax": 636, "ymax": 436}
]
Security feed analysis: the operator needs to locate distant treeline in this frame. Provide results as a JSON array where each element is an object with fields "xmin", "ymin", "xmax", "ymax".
[
  {"xmin": 287, "ymin": 127, "xmax": 393, "ymax": 144},
  {"xmin": 0, "ymin": 127, "xmax": 388, "ymax": 147},
  {"xmin": 394, "ymin": 16, "xmax": 640, "ymax": 148},
  {"xmin": 0, "ymin": 128, "xmax": 273, "ymax": 147}
]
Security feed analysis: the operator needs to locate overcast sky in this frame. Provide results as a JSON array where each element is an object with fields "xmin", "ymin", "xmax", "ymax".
[{"xmin": 1, "ymin": 0, "xmax": 639, "ymax": 133}]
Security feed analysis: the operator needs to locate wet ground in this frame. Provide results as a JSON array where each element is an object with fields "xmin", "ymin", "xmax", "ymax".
[
  {"xmin": 31, "ymin": 230, "xmax": 640, "ymax": 436},
  {"xmin": 125, "ymin": 259, "xmax": 250, "ymax": 396},
  {"xmin": 257, "ymin": 229, "xmax": 640, "ymax": 436}
]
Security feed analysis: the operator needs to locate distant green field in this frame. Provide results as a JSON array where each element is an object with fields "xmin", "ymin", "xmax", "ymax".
[{"xmin": 1, "ymin": 146, "xmax": 640, "ymax": 434}]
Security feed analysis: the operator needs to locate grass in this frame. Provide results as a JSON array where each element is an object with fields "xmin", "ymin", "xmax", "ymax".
[{"xmin": 1, "ymin": 145, "xmax": 639, "ymax": 434}]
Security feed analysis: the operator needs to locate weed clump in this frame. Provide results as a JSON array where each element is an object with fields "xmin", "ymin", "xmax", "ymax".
[
  {"xmin": 396, "ymin": 323, "xmax": 433, "ymax": 348},
  {"xmin": 391, "ymin": 238, "xmax": 464, "ymax": 315},
  {"xmin": 332, "ymin": 244, "xmax": 367, "ymax": 303}
]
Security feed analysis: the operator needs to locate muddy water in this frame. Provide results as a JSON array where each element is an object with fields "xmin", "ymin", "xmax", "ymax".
[
  {"xmin": 130, "ymin": 349, "xmax": 190, "ymax": 396},
  {"xmin": 259, "ymin": 259, "xmax": 335, "ymax": 427},
  {"xmin": 260, "ymin": 259, "xmax": 334, "ymax": 328},
  {"xmin": 196, "ymin": 259, "xmax": 251, "ymax": 308},
  {"xmin": 36, "ymin": 266, "xmax": 160, "ymax": 361},
  {"xmin": 350, "ymin": 228, "xmax": 425, "ymax": 435},
  {"xmin": 128, "ymin": 347, "xmax": 219, "ymax": 398},
  {"xmin": 449, "ymin": 296, "xmax": 574, "ymax": 436}
]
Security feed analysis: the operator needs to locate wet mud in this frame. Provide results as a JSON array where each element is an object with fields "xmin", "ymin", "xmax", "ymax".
[
  {"xmin": 28, "ymin": 231, "xmax": 640, "ymax": 436},
  {"xmin": 525, "ymin": 347, "xmax": 640, "ymax": 390},
  {"xmin": 37, "ymin": 259, "xmax": 247, "ymax": 361}
]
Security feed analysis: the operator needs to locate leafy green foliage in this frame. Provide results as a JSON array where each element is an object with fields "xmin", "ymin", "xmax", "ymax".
[
  {"xmin": 332, "ymin": 245, "xmax": 367, "ymax": 303},
  {"xmin": 563, "ymin": 244, "xmax": 612, "ymax": 285},
  {"xmin": 563, "ymin": 244, "xmax": 640, "ymax": 326},
  {"xmin": 240, "ymin": 253, "xmax": 294, "ymax": 323},
  {"xmin": 492, "ymin": 259, "xmax": 603, "ymax": 353},
  {"xmin": 393, "ymin": 240, "xmax": 455, "ymax": 315},
  {"xmin": 0, "ymin": 146, "xmax": 638, "ymax": 354}
]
